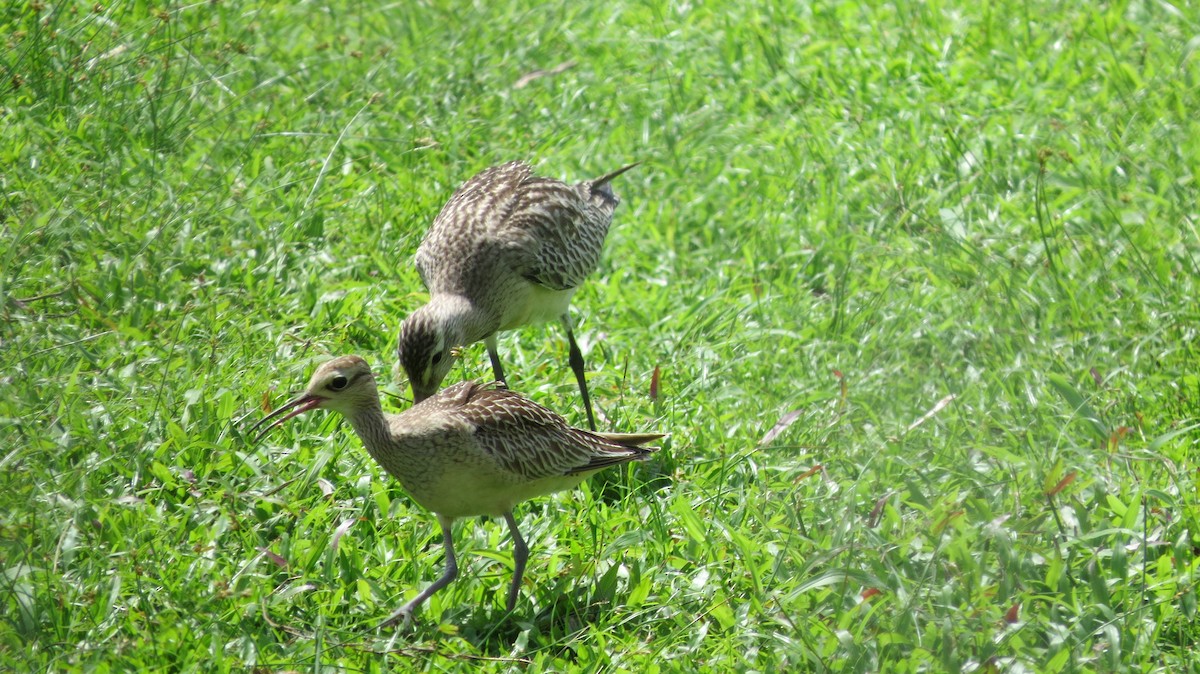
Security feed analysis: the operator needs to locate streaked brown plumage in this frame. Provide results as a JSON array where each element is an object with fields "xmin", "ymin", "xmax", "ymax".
[
  {"xmin": 397, "ymin": 160, "xmax": 638, "ymax": 431},
  {"xmin": 249, "ymin": 355, "xmax": 663, "ymax": 626}
]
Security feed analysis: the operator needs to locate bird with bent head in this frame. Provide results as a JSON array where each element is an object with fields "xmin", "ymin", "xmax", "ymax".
[{"xmin": 397, "ymin": 160, "xmax": 638, "ymax": 431}]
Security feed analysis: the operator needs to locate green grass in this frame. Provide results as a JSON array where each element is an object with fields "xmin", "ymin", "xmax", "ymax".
[{"xmin": 3, "ymin": 0, "xmax": 1199, "ymax": 670}]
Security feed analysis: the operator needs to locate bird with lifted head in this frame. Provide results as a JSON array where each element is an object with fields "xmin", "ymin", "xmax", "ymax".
[
  {"xmin": 250, "ymin": 355, "xmax": 664, "ymax": 627},
  {"xmin": 397, "ymin": 160, "xmax": 638, "ymax": 431}
]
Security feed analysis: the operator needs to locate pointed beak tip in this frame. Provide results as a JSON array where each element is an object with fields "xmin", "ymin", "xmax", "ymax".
[{"xmin": 246, "ymin": 393, "xmax": 324, "ymax": 445}]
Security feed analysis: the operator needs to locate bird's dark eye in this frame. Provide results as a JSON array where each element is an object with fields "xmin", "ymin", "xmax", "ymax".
[
  {"xmin": 431, "ymin": 351, "xmax": 444, "ymax": 366},
  {"xmin": 329, "ymin": 375, "xmax": 349, "ymax": 391}
]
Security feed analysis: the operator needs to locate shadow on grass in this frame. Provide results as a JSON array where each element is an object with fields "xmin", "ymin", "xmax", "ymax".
[
  {"xmin": 453, "ymin": 584, "xmax": 625, "ymax": 659},
  {"xmin": 327, "ymin": 585, "xmax": 628, "ymax": 666}
]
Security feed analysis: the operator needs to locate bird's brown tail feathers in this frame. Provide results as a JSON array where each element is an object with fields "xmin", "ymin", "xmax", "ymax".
[
  {"xmin": 572, "ymin": 432, "xmax": 666, "ymax": 474},
  {"xmin": 595, "ymin": 431, "xmax": 665, "ymax": 448}
]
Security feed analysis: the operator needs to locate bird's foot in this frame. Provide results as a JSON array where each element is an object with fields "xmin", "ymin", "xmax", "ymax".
[{"xmin": 379, "ymin": 606, "xmax": 415, "ymax": 630}]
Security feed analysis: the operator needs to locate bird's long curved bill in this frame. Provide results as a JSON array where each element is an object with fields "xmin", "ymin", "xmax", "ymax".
[{"xmin": 248, "ymin": 394, "xmax": 324, "ymax": 444}]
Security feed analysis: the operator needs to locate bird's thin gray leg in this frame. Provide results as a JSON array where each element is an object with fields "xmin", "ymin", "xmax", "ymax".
[
  {"xmin": 561, "ymin": 314, "xmax": 597, "ymax": 431},
  {"xmin": 381, "ymin": 515, "xmax": 457, "ymax": 628},
  {"xmin": 503, "ymin": 511, "xmax": 529, "ymax": 612},
  {"xmin": 484, "ymin": 334, "xmax": 508, "ymax": 388}
]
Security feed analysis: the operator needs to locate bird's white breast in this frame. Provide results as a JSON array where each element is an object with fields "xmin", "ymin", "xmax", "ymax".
[
  {"xmin": 410, "ymin": 462, "xmax": 588, "ymax": 519},
  {"xmin": 497, "ymin": 285, "xmax": 576, "ymax": 332}
]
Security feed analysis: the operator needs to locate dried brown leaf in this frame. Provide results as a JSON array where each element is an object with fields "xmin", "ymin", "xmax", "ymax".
[
  {"xmin": 759, "ymin": 409, "xmax": 803, "ymax": 447},
  {"xmin": 513, "ymin": 61, "xmax": 576, "ymax": 89}
]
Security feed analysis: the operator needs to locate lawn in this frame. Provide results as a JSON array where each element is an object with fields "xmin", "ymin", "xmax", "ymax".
[{"xmin": 3, "ymin": 0, "xmax": 1199, "ymax": 671}]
